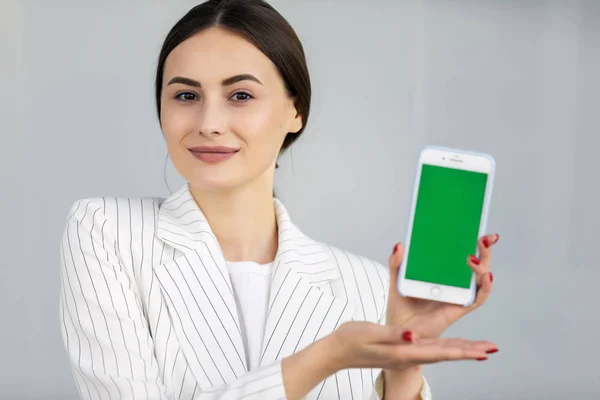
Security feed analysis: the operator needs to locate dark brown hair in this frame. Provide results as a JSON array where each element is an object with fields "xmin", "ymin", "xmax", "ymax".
[{"xmin": 155, "ymin": 0, "xmax": 311, "ymax": 159}]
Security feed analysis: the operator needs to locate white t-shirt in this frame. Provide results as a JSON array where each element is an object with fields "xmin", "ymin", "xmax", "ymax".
[{"xmin": 225, "ymin": 260, "xmax": 273, "ymax": 371}]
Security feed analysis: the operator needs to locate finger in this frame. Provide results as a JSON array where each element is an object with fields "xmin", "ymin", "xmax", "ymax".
[
  {"xmin": 406, "ymin": 336, "xmax": 497, "ymax": 359},
  {"xmin": 491, "ymin": 233, "xmax": 500, "ymax": 246},
  {"xmin": 399, "ymin": 330, "xmax": 420, "ymax": 344},
  {"xmin": 397, "ymin": 340, "xmax": 491, "ymax": 365},
  {"xmin": 467, "ymin": 271, "xmax": 493, "ymax": 310},
  {"xmin": 339, "ymin": 322, "xmax": 422, "ymax": 347},
  {"xmin": 369, "ymin": 324, "xmax": 415, "ymax": 345},
  {"xmin": 468, "ymin": 233, "xmax": 498, "ymax": 286},
  {"xmin": 481, "ymin": 233, "xmax": 500, "ymax": 249},
  {"xmin": 478, "ymin": 233, "xmax": 499, "ymax": 270},
  {"xmin": 473, "ymin": 340, "xmax": 499, "ymax": 354},
  {"xmin": 369, "ymin": 342, "xmax": 484, "ymax": 370},
  {"xmin": 369, "ymin": 337, "xmax": 498, "ymax": 370},
  {"xmin": 466, "ymin": 253, "xmax": 487, "ymax": 287},
  {"xmin": 419, "ymin": 338, "xmax": 473, "ymax": 348},
  {"xmin": 418, "ymin": 338, "xmax": 497, "ymax": 353},
  {"xmin": 388, "ymin": 242, "xmax": 405, "ymax": 293}
]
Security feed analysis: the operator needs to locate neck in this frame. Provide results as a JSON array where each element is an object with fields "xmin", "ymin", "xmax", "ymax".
[{"xmin": 188, "ymin": 177, "xmax": 278, "ymax": 265}]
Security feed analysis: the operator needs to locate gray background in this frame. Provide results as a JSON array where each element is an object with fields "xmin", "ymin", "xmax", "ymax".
[{"xmin": 1, "ymin": 0, "xmax": 599, "ymax": 398}]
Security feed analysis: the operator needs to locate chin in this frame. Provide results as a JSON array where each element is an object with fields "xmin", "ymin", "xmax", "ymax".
[
  {"xmin": 178, "ymin": 160, "xmax": 270, "ymax": 194},
  {"xmin": 187, "ymin": 179, "xmax": 236, "ymax": 193},
  {"xmin": 185, "ymin": 171, "xmax": 243, "ymax": 193}
]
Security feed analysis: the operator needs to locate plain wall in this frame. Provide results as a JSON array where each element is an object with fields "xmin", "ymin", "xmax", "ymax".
[{"xmin": 1, "ymin": 0, "xmax": 599, "ymax": 398}]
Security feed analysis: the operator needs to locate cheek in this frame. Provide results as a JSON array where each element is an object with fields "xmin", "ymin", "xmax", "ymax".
[
  {"xmin": 161, "ymin": 106, "xmax": 195, "ymax": 147},
  {"xmin": 160, "ymin": 108, "xmax": 198, "ymax": 178},
  {"xmin": 233, "ymin": 105, "xmax": 286, "ymax": 155}
]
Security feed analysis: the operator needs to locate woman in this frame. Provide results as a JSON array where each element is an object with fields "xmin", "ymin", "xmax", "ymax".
[{"xmin": 58, "ymin": 1, "xmax": 499, "ymax": 399}]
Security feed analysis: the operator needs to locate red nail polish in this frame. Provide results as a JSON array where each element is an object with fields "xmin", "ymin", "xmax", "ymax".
[
  {"xmin": 402, "ymin": 331, "xmax": 413, "ymax": 342},
  {"xmin": 486, "ymin": 348, "xmax": 498, "ymax": 354},
  {"xmin": 489, "ymin": 272, "xmax": 494, "ymax": 283},
  {"xmin": 482, "ymin": 237, "xmax": 490, "ymax": 248},
  {"xmin": 393, "ymin": 243, "xmax": 400, "ymax": 254},
  {"xmin": 476, "ymin": 357, "xmax": 488, "ymax": 361},
  {"xmin": 470, "ymin": 255, "xmax": 480, "ymax": 265}
]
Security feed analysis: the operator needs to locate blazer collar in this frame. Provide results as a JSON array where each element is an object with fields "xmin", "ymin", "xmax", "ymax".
[
  {"xmin": 153, "ymin": 184, "xmax": 353, "ymax": 383},
  {"xmin": 156, "ymin": 183, "xmax": 341, "ymax": 286}
]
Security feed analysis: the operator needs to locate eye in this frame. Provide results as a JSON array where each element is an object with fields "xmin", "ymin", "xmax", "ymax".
[
  {"xmin": 175, "ymin": 92, "xmax": 198, "ymax": 102},
  {"xmin": 231, "ymin": 92, "xmax": 254, "ymax": 102}
]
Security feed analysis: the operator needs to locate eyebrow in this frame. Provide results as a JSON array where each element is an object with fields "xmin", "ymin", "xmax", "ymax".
[{"xmin": 166, "ymin": 74, "xmax": 263, "ymax": 87}]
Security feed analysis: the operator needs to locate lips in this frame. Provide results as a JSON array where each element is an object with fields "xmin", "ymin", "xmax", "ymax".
[
  {"xmin": 188, "ymin": 146, "xmax": 239, "ymax": 163},
  {"xmin": 189, "ymin": 146, "xmax": 239, "ymax": 153}
]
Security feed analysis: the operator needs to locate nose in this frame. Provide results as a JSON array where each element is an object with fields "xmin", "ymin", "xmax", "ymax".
[{"xmin": 196, "ymin": 99, "xmax": 225, "ymax": 136}]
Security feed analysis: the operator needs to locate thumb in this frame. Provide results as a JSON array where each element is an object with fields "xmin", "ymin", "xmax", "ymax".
[
  {"xmin": 375, "ymin": 324, "xmax": 419, "ymax": 344},
  {"xmin": 388, "ymin": 242, "xmax": 405, "ymax": 292}
]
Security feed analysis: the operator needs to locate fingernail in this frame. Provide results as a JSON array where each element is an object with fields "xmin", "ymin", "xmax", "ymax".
[
  {"xmin": 476, "ymin": 357, "xmax": 488, "ymax": 361},
  {"xmin": 486, "ymin": 348, "xmax": 498, "ymax": 354},
  {"xmin": 393, "ymin": 243, "xmax": 400, "ymax": 255},
  {"xmin": 469, "ymin": 255, "xmax": 480, "ymax": 265},
  {"xmin": 401, "ymin": 331, "xmax": 413, "ymax": 342},
  {"xmin": 489, "ymin": 272, "xmax": 494, "ymax": 283},
  {"xmin": 482, "ymin": 237, "xmax": 490, "ymax": 248},
  {"xmin": 495, "ymin": 233, "xmax": 500, "ymax": 242}
]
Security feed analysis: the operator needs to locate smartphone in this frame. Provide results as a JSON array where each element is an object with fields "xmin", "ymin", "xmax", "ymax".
[{"xmin": 398, "ymin": 146, "xmax": 496, "ymax": 306}]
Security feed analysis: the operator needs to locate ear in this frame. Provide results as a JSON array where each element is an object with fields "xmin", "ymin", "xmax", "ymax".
[
  {"xmin": 284, "ymin": 95, "xmax": 303, "ymax": 134},
  {"xmin": 289, "ymin": 111, "xmax": 303, "ymax": 134}
]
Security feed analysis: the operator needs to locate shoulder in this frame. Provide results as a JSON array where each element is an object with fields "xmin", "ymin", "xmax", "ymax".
[
  {"xmin": 65, "ymin": 195, "xmax": 165, "ymax": 236},
  {"xmin": 321, "ymin": 243, "xmax": 390, "ymax": 295},
  {"xmin": 322, "ymin": 243, "xmax": 387, "ymax": 277}
]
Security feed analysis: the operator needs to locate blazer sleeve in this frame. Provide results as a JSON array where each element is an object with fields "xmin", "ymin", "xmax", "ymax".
[
  {"xmin": 368, "ymin": 263, "xmax": 432, "ymax": 400},
  {"xmin": 59, "ymin": 199, "xmax": 287, "ymax": 400}
]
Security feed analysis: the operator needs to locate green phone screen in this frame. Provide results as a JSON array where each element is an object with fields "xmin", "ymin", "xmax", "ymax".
[{"xmin": 405, "ymin": 164, "xmax": 488, "ymax": 288}]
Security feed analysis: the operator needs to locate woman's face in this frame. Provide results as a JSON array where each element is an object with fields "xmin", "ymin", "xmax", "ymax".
[{"xmin": 160, "ymin": 27, "xmax": 302, "ymax": 193}]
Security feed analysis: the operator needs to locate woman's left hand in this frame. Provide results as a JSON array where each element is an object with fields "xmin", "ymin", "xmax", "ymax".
[{"xmin": 385, "ymin": 234, "xmax": 499, "ymax": 339}]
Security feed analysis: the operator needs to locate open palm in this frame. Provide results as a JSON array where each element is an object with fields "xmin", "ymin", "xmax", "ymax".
[{"xmin": 386, "ymin": 234, "xmax": 498, "ymax": 338}]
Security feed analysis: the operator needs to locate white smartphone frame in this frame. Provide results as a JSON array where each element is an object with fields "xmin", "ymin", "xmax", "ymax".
[{"xmin": 398, "ymin": 146, "xmax": 496, "ymax": 306}]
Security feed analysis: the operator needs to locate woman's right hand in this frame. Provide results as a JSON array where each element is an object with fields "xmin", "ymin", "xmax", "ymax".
[{"xmin": 282, "ymin": 321, "xmax": 496, "ymax": 400}]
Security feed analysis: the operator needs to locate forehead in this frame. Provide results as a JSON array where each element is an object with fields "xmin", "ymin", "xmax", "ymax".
[{"xmin": 163, "ymin": 27, "xmax": 279, "ymax": 85}]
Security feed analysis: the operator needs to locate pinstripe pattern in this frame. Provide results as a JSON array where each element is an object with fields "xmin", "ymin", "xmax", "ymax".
[{"xmin": 59, "ymin": 183, "xmax": 431, "ymax": 399}]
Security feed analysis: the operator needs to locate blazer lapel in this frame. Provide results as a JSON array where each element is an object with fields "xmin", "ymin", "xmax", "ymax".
[
  {"xmin": 259, "ymin": 201, "xmax": 355, "ymax": 366},
  {"xmin": 153, "ymin": 184, "xmax": 354, "ymax": 388},
  {"xmin": 153, "ymin": 185, "xmax": 247, "ymax": 387}
]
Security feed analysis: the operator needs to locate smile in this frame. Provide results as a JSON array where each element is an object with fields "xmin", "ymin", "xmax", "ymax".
[{"xmin": 188, "ymin": 146, "xmax": 239, "ymax": 164}]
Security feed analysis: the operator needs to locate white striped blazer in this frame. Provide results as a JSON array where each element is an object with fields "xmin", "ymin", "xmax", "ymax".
[{"xmin": 59, "ymin": 183, "xmax": 432, "ymax": 399}]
